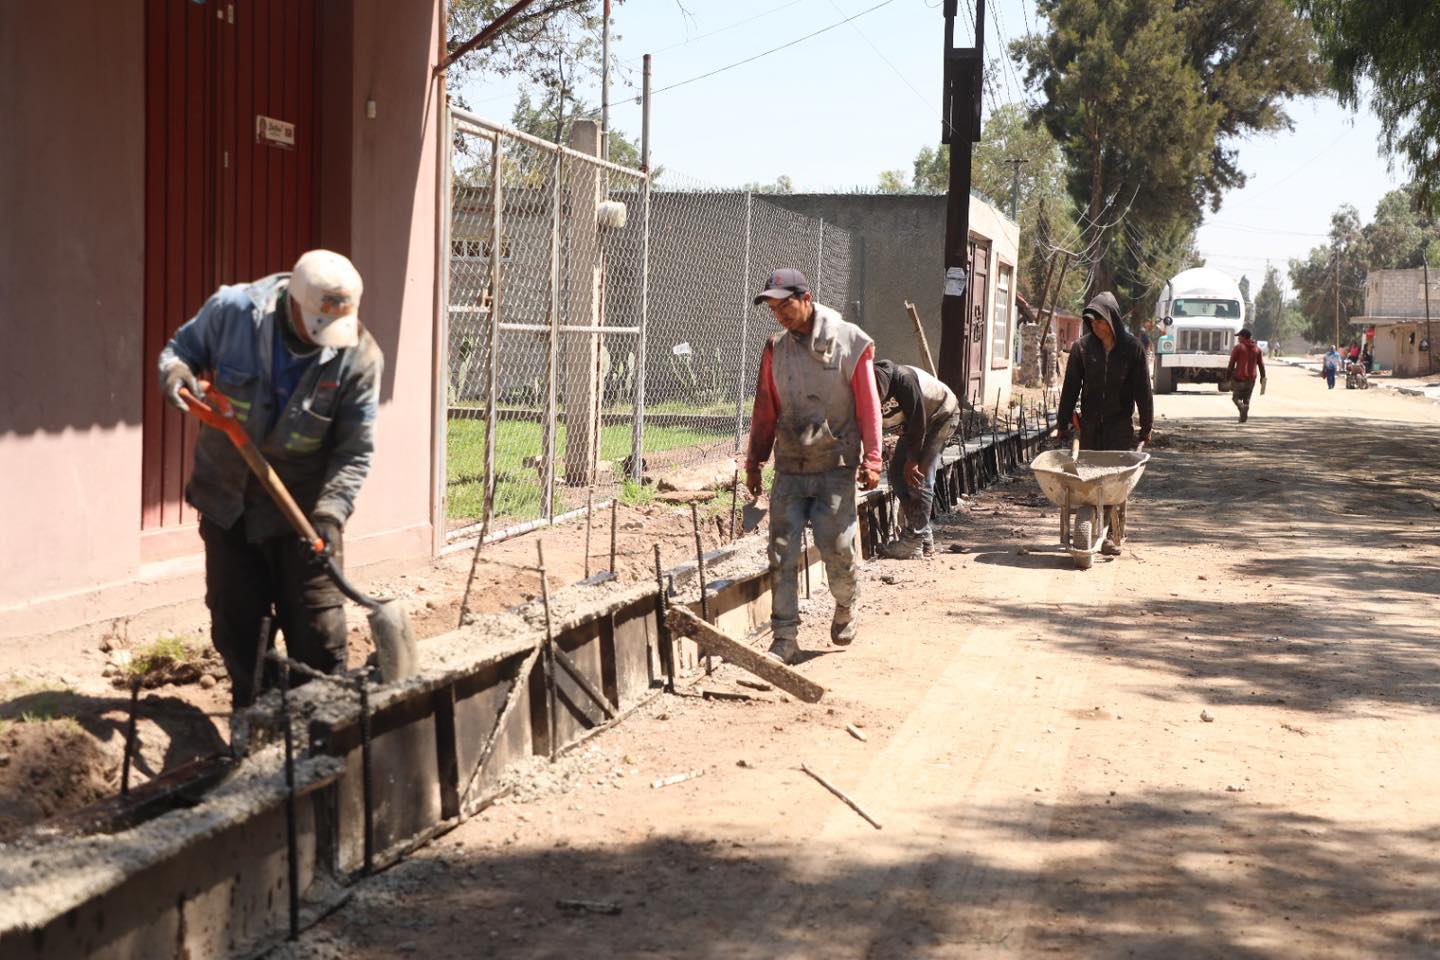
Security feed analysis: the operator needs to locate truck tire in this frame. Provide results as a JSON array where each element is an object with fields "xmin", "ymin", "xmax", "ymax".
[{"xmin": 1154, "ymin": 365, "xmax": 1175, "ymax": 394}]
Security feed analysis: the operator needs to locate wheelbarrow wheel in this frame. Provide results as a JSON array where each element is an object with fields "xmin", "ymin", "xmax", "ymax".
[{"xmin": 1071, "ymin": 512, "xmax": 1094, "ymax": 570}]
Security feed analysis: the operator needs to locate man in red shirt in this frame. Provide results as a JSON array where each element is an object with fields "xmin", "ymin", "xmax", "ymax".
[
  {"xmin": 1226, "ymin": 327, "xmax": 1266, "ymax": 423},
  {"xmin": 745, "ymin": 268, "xmax": 882, "ymax": 664}
]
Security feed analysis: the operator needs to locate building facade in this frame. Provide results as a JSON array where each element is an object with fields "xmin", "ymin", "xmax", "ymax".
[
  {"xmin": 1354, "ymin": 268, "xmax": 1440, "ymax": 378},
  {"xmin": 0, "ymin": 1, "xmax": 446, "ymax": 640}
]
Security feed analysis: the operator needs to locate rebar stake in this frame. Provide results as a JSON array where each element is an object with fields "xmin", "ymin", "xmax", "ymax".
[
  {"xmin": 120, "ymin": 677, "xmax": 140, "ymax": 798},
  {"xmin": 583, "ymin": 486, "xmax": 595, "ymax": 580},
  {"xmin": 281, "ymin": 663, "xmax": 299, "ymax": 941},
  {"xmin": 653, "ymin": 544, "xmax": 675, "ymax": 692},
  {"xmin": 358, "ymin": 676, "xmax": 374, "ymax": 876},
  {"xmin": 690, "ymin": 503, "xmax": 713, "ymax": 675},
  {"xmin": 537, "ymin": 541, "xmax": 559, "ymax": 760},
  {"xmin": 609, "ymin": 497, "xmax": 619, "ymax": 574},
  {"xmin": 729, "ymin": 466, "xmax": 739, "ymax": 541}
]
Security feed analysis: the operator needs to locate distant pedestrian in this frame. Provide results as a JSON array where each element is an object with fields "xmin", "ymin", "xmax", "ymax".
[
  {"xmin": 745, "ymin": 268, "xmax": 882, "ymax": 664},
  {"xmin": 1322, "ymin": 345, "xmax": 1342, "ymax": 389},
  {"xmin": 1226, "ymin": 328, "xmax": 1266, "ymax": 423}
]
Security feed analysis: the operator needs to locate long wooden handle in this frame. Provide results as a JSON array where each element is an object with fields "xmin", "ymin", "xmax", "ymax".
[
  {"xmin": 233, "ymin": 441, "xmax": 324, "ymax": 552},
  {"xmin": 904, "ymin": 301, "xmax": 938, "ymax": 378}
]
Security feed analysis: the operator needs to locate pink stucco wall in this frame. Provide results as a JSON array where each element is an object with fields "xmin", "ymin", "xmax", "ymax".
[
  {"xmin": 345, "ymin": 0, "xmax": 443, "ymax": 562},
  {"xmin": 0, "ymin": 2, "xmax": 147, "ymax": 614},
  {"xmin": 0, "ymin": 1, "xmax": 443, "ymax": 640}
]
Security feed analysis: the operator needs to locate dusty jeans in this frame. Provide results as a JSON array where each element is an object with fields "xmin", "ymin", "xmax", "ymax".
[
  {"xmin": 768, "ymin": 469, "xmax": 859, "ymax": 640},
  {"xmin": 1232, "ymin": 378, "xmax": 1256, "ymax": 413},
  {"xmin": 888, "ymin": 406, "xmax": 962, "ymax": 537}
]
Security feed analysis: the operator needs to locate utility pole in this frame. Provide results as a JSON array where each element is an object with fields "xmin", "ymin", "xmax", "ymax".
[
  {"xmin": 937, "ymin": 0, "xmax": 986, "ymax": 397},
  {"xmin": 1425, "ymin": 256, "xmax": 1434, "ymax": 374},
  {"xmin": 1332, "ymin": 241, "xmax": 1340, "ymax": 349},
  {"xmin": 1005, "ymin": 157, "xmax": 1027, "ymax": 222}
]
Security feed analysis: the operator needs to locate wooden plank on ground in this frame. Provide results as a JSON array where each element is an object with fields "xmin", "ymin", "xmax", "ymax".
[{"xmin": 665, "ymin": 607, "xmax": 826, "ymax": 704}]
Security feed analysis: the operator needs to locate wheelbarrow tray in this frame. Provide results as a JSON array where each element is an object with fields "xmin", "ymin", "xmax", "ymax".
[
  {"xmin": 1030, "ymin": 450, "xmax": 1151, "ymax": 568},
  {"xmin": 1031, "ymin": 450, "xmax": 1150, "ymax": 509}
]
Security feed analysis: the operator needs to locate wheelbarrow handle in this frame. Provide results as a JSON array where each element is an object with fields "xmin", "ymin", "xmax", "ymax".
[{"xmin": 178, "ymin": 382, "xmax": 327, "ymax": 557}]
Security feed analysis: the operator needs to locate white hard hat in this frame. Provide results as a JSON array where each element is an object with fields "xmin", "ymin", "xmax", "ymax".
[{"xmin": 289, "ymin": 250, "xmax": 363, "ymax": 348}]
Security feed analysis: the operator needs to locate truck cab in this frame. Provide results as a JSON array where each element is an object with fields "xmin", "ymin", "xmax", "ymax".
[{"xmin": 1152, "ymin": 267, "xmax": 1247, "ymax": 394}]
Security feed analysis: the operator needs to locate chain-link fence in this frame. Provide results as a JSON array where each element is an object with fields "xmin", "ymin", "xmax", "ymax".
[{"xmin": 444, "ymin": 108, "xmax": 854, "ymax": 541}]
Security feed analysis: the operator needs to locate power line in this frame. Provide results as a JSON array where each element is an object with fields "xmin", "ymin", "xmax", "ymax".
[
  {"xmin": 649, "ymin": 0, "xmax": 901, "ymax": 97},
  {"xmin": 617, "ymin": 0, "xmax": 812, "ymax": 65},
  {"xmin": 827, "ymin": 0, "xmax": 938, "ymax": 130}
]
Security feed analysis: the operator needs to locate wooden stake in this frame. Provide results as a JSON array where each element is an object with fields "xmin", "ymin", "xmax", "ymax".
[
  {"xmin": 801, "ymin": 762, "xmax": 882, "ymax": 830},
  {"xmin": 665, "ymin": 607, "xmax": 825, "ymax": 703}
]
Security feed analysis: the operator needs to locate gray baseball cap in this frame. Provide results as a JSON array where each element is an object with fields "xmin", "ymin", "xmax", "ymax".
[{"xmin": 753, "ymin": 267, "xmax": 811, "ymax": 305}]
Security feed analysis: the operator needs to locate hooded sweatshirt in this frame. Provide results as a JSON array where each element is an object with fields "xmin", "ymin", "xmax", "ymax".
[{"xmin": 1056, "ymin": 292, "xmax": 1154, "ymax": 451}]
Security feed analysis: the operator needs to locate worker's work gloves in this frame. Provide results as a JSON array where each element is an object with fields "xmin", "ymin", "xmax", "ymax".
[
  {"xmin": 161, "ymin": 361, "xmax": 202, "ymax": 412},
  {"xmin": 307, "ymin": 515, "xmax": 343, "ymax": 567}
]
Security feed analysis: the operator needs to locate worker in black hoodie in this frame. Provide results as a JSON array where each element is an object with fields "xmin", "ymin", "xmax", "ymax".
[{"xmin": 1055, "ymin": 291, "xmax": 1153, "ymax": 554}]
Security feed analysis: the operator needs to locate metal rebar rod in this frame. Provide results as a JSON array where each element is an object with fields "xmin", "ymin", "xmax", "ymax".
[
  {"xmin": 537, "ymin": 541, "xmax": 559, "ymax": 760},
  {"xmin": 609, "ymin": 497, "xmax": 619, "ymax": 573},
  {"xmin": 729, "ymin": 466, "xmax": 739, "ymax": 541},
  {"xmin": 281, "ymin": 664, "xmax": 299, "ymax": 940},
  {"xmin": 584, "ymin": 486, "xmax": 595, "ymax": 580},
  {"xmin": 653, "ymin": 544, "xmax": 675, "ymax": 693},
  {"xmin": 120, "ymin": 677, "xmax": 140, "ymax": 798},
  {"xmin": 358, "ymin": 677, "xmax": 374, "ymax": 876},
  {"xmin": 691, "ymin": 503, "xmax": 713, "ymax": 675}
]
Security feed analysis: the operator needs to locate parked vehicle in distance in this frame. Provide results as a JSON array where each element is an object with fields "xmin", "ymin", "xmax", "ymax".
[{"xmin": 1152, "ymin": 267, "xmax": 1248, "ymax": 394}]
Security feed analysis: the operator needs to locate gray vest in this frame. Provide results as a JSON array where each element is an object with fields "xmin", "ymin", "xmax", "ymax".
[{"xmin": 771, "ymin": 303, "xmax": 874, "ymax": 474}]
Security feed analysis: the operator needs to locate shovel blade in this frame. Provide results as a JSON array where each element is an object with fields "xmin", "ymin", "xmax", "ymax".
[{"xmin": 367, "ymin": 599, "xmax": 419, "ymax": 683}]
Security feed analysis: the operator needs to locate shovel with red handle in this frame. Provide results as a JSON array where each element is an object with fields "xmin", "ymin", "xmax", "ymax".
[{"xmin": 179, "ymin": 382, "xmax": 418, "ymax": 682}]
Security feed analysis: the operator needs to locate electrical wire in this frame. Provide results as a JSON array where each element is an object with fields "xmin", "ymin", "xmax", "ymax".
[
  {"xmin": 649, "ymin": 0, "xmax": 901, "ymax": 97},
  {"xmin": 615, "ymin": 0, "xmax": 812, "ymax": 65}
]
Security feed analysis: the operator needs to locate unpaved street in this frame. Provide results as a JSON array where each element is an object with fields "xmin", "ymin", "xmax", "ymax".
[{"xmin": 281, "ymin": 364, "xmax": 1440, "ymax": 959}]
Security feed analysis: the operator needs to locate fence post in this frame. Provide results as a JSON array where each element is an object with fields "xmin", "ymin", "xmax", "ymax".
[
  {"xmin": 542, "ymin": 147, "xmax": 563, "ymax": 520},
  {"xmin": 630, "ymin": 54, "xmax": 652, "ymax": 482},
  {"xmin": 815, "ymin": 218, "xmax": 824, "ymax": 301},
  {"xmin": 734, "ymin": 191, "xmax": 753, "ymax": 453},
  {"xmin": 481, "ymin": 133, "xmax": 503, "ymax": 543}
]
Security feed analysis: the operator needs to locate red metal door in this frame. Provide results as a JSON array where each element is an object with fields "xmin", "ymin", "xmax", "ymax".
[{"xmin": 142, "ymin": 0, "xmax": 319, "ymax": 535}]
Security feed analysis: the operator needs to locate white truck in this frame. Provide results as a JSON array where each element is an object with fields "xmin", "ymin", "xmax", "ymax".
[{"xmin": 1152, "ymin": 266, "xmax": 1248, "ymax": 394}]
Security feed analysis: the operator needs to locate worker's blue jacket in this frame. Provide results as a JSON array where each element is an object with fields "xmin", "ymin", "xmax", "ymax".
[{"xmin": 158, "ymin": 273, "xmax": 383, "ymax": 542}]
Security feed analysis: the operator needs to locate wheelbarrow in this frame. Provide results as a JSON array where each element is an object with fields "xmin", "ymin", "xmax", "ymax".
[{"xmin": 1030, "ymin": 447, "xmax": 1151, "ymax": 570}]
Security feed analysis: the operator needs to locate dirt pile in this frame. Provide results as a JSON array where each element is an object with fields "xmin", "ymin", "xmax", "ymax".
[{"xmin": 0, "ymin": 720, "xmax": 116, "ymax": 842}]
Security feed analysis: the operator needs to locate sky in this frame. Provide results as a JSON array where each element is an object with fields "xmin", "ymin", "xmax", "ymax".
[{"xmin": 455, "ymin": 0, "xmax": 1408, "ymax": 300}]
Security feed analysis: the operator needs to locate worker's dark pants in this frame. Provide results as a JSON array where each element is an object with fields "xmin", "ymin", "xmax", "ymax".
[
  {"xmin": 1077, "ymin": 422, "xmax": 1135, "ymax": 547},
  {"xmin": 200, "ymin": 516, "xmax": 348, "ymax": 709},
  {"xmin": 1231, "ymin": 378, "xmax": 1256, "ymax": 413},
  {"xmin": 888, "ymin": 405, "xmax": 962, "ymax": 538}
]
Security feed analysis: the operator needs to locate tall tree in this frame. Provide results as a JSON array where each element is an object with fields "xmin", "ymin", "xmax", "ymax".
[
  {"xmin": 1288, "ymin": 204, "xmax": 1368, "ymax": 345},
  {"xmin": 1295, "ymin": 0, "xmax": 1440, "ymax": 210},
  {"xmin": 447, "ymin": 1, "xmax": 606, "ymax": 94},
  {"xmin": 1252, "ymin": 265, "xmax": 1285, "ymax": 340},
  {"xmin": 1014, "ymin": 0, "xmax": 1325, "ymax": 313}
]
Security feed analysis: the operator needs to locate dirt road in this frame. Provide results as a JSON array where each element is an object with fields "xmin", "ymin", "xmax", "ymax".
[{"xmin": 280, "ymin": 364, "xmax": 1440, "ymax": 959}]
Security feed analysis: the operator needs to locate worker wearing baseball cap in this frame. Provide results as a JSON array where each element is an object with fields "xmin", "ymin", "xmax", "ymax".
[
  {"xmin": 745, "ymin": 267, "xmax": 882, "ymax": 664},
  {"xmin": 157, "ymin": 250, "xmax": 384, "ymax": 708}
]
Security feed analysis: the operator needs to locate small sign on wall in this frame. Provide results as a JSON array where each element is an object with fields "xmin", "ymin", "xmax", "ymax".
[{"xmin": 255, "ymin": 114, "xmax": 295, "ymax": 149}]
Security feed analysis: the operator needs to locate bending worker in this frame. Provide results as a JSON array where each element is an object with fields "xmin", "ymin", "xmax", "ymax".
[
  {"xmin": 745, "ymin": 268, "xmax": 882, "ymax": 664},
  {"xmin": 1056, "ymin": 291, "xmax": 1153, "ymax": 555},
  {"xmin": 157, "ymin": 250, "xmax": 383, "ymax": 708},
  {"xmin": 873, "ymin": 359, "xmax": 961, "ymax": 559},
  {"xmin": 1226, "ymin": 327, "xmax": 1266, "ymax": 423}
]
